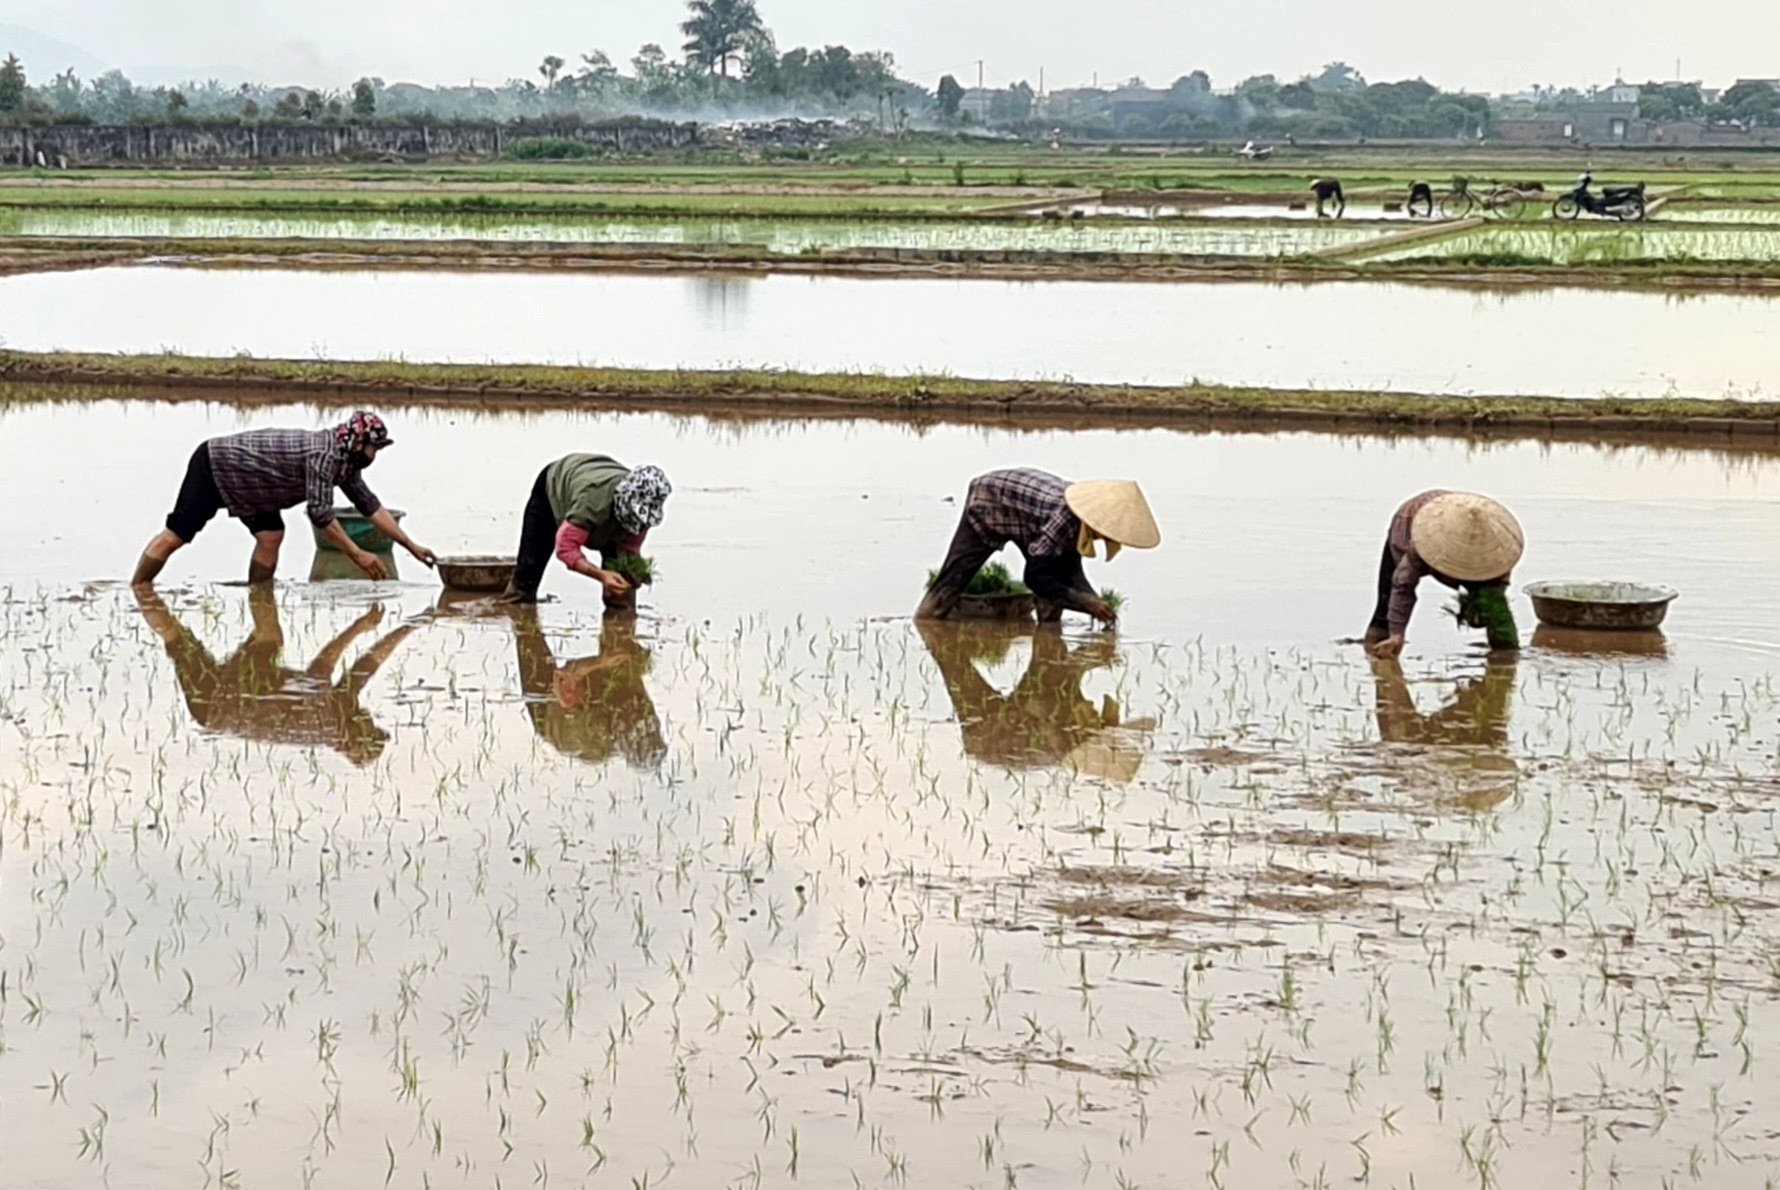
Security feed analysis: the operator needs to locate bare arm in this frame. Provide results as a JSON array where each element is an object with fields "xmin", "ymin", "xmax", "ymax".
[
  {"xmin": 319, "ymin": 520, "xmax": 389, "ymax": 580},
  {"xmin": 369, "ymin": 507, "xmax": 435, "ymax": 568}
]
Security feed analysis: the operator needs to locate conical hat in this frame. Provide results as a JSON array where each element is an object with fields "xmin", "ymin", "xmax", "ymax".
[
  {"xmin": 1062, "ymin": 734, "xmax": 1146, "ymax": 785},
  {"xmin": 1410, "ymin": 492, "xmax": 1524, "ymax": 582},
  {"xmin": 1064, "ymin": 481, "xmax": 1161, "ymax": 549}
]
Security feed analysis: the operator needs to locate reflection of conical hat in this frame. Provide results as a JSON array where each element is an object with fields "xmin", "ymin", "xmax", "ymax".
[
  {"xmin": 1411, "ymin": 493, "xmax": 1523, "ymax": 582},
  {"xmin": 1065, "ymin": 481, "xmax": 1161, "ymax": 549},
  {"xmin": 1063, "ymin": 734, "xmax": 1146, "ymax": 784}
]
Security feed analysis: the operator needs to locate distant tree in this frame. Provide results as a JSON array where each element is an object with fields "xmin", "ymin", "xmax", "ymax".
[
  {"xmin": 0, "ymin": 53, "xmax": 26, "ymax": 113},
  {"xmin": 351, "ymin": 78, "xmax": 376, "ymax": 117},
  {"xmin": 166, "ymin": 89, "xmax": 188, "ymax": 116},
  {"xmin": 243, "ymin": 97, "xmax": 260, "ymax": 118},
  {"xmin": 1637, "ymin": 82, "xmax": 1702, "ymax": 122},
  {"xmin": 740, "ymin": 31, "xmax": 781, "ymax": 92},
  {"xmin": 49, "ymin": 67, "xmax": 82, "ymax": 116},
  {"xmin": 539, "ymin": 55, "xmax": 565, "ymax": 89},
  {"xmin": 275, "ymin": 90, "xmax": 303, "ymax": 118},
  {"xmin": 1714, "ymin": 80, "xmax": 1780, "ymax": 127},
  {"xmin": 631, "ymin": 43, "xmax": 678, "ymax": 101},
  {"xmin": 1236, "ymin": 74, "xmax": 1279, "ymax": 107},
  {"xmin": 1277, "ymin": 81, "xmax": 1316, "ymax": 110},
  {"xmin": 1169, "ymin": 70, "xmax": 1211, "ymax": 99},
  {"xmin": 936, "ymin": 73, "xmax": 964, "ymax": 120},
  {"xmin": 575, "ymin": 50, "xmax": 619, "ymax": 95},
  {"xmin": 989, "ymin": 81, "xmax": 1034, "ymax": 123},
  {"xmin": 680, "ymin": 0, "xmax": 766, "ymax": 77},
  {"xmin": 1309, "ymin": 61, "xmax": 1365, "ymax": 93}
]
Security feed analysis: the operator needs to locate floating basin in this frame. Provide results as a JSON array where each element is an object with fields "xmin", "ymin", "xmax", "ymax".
[{"xmin": 1525, "ymin": 581, "xmax": 1677, "ymax": 630}]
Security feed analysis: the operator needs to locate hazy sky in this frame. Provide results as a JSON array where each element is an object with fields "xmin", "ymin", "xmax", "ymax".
[{"xmin": 5, "ymin": 0, "xmax": 1774, "ymax": 93}]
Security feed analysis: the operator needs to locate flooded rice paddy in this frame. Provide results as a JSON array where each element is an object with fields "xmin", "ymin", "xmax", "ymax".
[
  {"xmin": 1369, "ymin": 224, "xmax": 1780, "ymax": 265},
  {"xmin": 0, "ymin": 207, "xmax": 1381, "ymax": 257},
  {"xmin": 7, "ymin": 266, "xmax": 1780, "ymax": 398},
  {"xmin": 1057, "ymin": 200, "xmax": 1412, "ymax": 222},
  {"xmin": 4, "ymin": 397, "xmax": 1780, "ymax": 1188}
]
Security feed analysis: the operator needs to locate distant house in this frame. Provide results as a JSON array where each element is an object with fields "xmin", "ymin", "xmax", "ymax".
[
  {"xmin": 1040, "ymin": 88, "xmax": 1109, "ymax": 121},
  {"xmin": 1108, "ymin": 87, "xmax": 1170, "ymax": 127},
  {"xmin": 1498, "ymin": 100, "xmax": 1643, "ymax": 145},
  {"xmin": 1605, "ymin": 81, "xmax": 1641, "ymax": 106},
  {"xmin": 959, "ymin": 87, "xmax": 995, "ymax": 123}
]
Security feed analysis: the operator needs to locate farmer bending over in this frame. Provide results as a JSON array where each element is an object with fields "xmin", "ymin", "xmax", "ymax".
[
  {"xmin": 1311, "ymin": 177, "xmax": 1346, "ymax": 218},
  {"xmin": 916, "ymin": 469, "xmax": 1159, "ymax": 626},
  {"xmin": 132, "ymin": 411, "xmax": 435, "ymax": 587},
  {"xmin": 1364, "ymin": 491, "xmax": 1523, "ymax": 659},
  {"xmin": 1407, "ymin": 181, "xmax": 1434, "ymax": 218},
  {"xmin": 501, "ymin": 454, "xmax": 671, "ymax": 605}
]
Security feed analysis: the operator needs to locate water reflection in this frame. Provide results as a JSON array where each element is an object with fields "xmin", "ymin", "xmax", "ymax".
[
  {"xmin": 1531, "ymin": 625, "xmax": 1669, "ymax": 658},
  {"xmin": 135, "ymin": 587, "xmax": 414, "ymax": 765},
  {"xmin": 309, "ymin": 549, "xmax": 399, "ymax": 582},
  {"xmin": 917, "ymin": 621, "xmax": 1154, "ymax": 781},
  {"xmin": 1369, "ymin": 656, "xmax": 1518, "ymax": 811},
  {"xmin": 511, "ymin": 609, "xmax": 666, "ymax": 771}
]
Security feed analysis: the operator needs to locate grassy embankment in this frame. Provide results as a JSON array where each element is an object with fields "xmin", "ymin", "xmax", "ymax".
[{"xmin": 4, "ymin": 352, "xmax": 1775, "ymax": 443}]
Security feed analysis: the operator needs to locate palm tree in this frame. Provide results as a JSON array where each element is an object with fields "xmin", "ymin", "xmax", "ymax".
[{"xmin": 680, "ymin": 0, "xmax": 765, "ymax": 78}]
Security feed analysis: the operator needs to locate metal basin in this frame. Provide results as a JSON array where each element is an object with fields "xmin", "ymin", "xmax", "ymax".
[
  {"xmin": 437, "ymin": 554, "xmax": 517, "ymax": 593},
  {"xmin": 1525, "ymin": 581, "xmax": 1677, "ymax": 630},
  {"xmin": 313, "ymin": 508, "xmax": 404, "ymax": 553}
]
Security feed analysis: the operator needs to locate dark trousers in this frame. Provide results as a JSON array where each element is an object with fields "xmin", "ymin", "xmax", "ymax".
[
  {"xmin": 166, "ymin": 442, "xmax": 284, "ymax": 542},
  {"xmin": 926, "ymin": 513, "xmax": 1092, "ymax": 621},
  {"xmin": 1367, "ymin": 542, "xmax": 1396, "ymax": 639},
  {"xmin": 512, "ymin": 468, "xmax": 558, "ymax": 599}
]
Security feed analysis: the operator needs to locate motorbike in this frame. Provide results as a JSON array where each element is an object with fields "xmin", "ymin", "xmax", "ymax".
[{"xmin": 1553, "ymin": 172, "xmax": 1646, "ymax": 221}]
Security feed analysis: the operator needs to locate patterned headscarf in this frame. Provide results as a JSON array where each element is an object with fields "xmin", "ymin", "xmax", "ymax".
[
  {"xmin": 614, "ymin": 465, "xmax": 672, "ymax": 535},
  {"xmin": 334, "ymin": 410, "xmax": 393, "ymax": 459}
]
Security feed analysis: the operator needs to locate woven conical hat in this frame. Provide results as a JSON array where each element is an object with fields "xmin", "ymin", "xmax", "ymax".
[
  {"xmin": 1410, "ymin": 493, "xmax": 1524, "ymax": 582},
  {"xmin": 1064, "ymin": 481, "xmax": 1161, "ymax": 549},
  {"xmin": 1063, "ymin": 735, "xmax": 1146, "ymax": 785}
]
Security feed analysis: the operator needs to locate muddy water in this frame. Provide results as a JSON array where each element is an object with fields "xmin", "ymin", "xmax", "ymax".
[
  {"xmin": 6, "ymin": 266, "xmax": 1780, "ymax": 398},
  {"xmin": 5, "ymin": 396, "xmax": 1780, "ymax": 1187},
  {"xmin": 0, "ymin": 207, "xmax": 1380, "ymax": 256},
  {"xmin": 4, "ymin": 394, "xmax": 1780, "ymax": 665},
  {"xmin": 1065, "ymin": 199, "xmax": 1413, "ymax": 221}
]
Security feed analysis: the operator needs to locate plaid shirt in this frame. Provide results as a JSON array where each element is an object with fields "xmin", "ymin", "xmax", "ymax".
[
  {"xmin": 208, "ymin": 428, "xmax": 382, "ymax": 529},
  {"xmin": 965, "ymin": 469, "xmax": 1079, "ymax": 559},
  {"xmin": 1386, "ymin": 489, "xmax": 1453, "ymax": 636}
]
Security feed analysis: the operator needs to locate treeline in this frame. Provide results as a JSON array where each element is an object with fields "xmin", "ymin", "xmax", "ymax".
[{"xmin": 0, "ymin": 0, "xmax": 928, "ymax": 129}]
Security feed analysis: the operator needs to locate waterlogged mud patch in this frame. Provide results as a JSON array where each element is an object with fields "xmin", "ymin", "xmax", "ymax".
[{"xmin": 5, "ymin": 585, "xmax": 1780, "ymax": 1189}]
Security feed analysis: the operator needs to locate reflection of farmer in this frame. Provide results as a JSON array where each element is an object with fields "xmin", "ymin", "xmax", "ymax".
[
  {"xmin": 917, "ymin": 620, "xmax": 1152, "ymax": 778},
  {"xmin": 1407, "ymin": 181, "xmax": 1434, "ymax": 218},
  {"xmin": 1370, "ymin": 656, "xmax": 1515, "ymax": 748},
  {"xmin": 916, "ymin": 471, "xmax": 1159, "ymax": 626},
  {"xmin": 1365, "ymin": 491, "xmax": 1524, "ymax": 659},
  {"xmin": 134, "ymin": 586, "xmax": 414, "ymax": 766},
  {"xmin": 511, "ymin": 609, "xmax": 666, "ymax": 770},
  {"xmin": 1311, "ymin": 178, "xmax": 1346, "ymax": 218},
  {"xmin": 132, "ymin": 411, "xmax": 435, "ymax": 587},
  {"xmin": 501, "ymin": 454, "xmax": 671, "ymax": 605},
  {"xmin": 1370, "ymin": 656, "xmax": 1518, "ymax": 812}
]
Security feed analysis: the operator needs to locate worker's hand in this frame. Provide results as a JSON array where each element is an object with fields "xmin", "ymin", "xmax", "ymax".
[
  {"xmin": 351, "ymin": 549, "xmax": 389, "ymax": 581},
  {"xmin": 408, "ymin": 543, "xmax": 438, "ymax": 569},
  {"xmin": 1367, "ymin": 635, "xmax": 1405, "ymax": 661},
  {"xmin": 1084, "ymin": 597, "xmax": 1119, "ymax": 628},
  {"xmin": 596, "ymin": 570, "xmax": 635, "ymax": 600}
]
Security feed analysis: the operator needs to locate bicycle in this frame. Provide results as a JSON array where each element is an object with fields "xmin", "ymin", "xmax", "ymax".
[{"xmin": 1435, "ymin": 177, "xmax": 1476, "ymax": 219}]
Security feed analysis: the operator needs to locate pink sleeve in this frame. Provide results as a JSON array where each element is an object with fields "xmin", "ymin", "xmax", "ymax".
[{"xmin": 555, "ymin": 521, "xmax": 591, "ymax": 568}]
